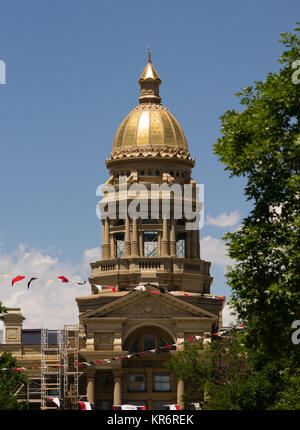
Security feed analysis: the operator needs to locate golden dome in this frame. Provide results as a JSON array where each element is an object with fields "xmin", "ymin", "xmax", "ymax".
[
  {"xmin": 108, "ymin": 51, "xmax": 193, "ymax": 166},
  {"xmin": 112, "ymin": 104, "xmax": 188, "ymax": 151}
]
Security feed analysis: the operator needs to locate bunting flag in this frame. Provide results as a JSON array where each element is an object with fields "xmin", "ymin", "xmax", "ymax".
[
  {"xmin": 103, "ymin": 285, "xmax": 116, "ymax": 293},
  {"xmin": 1, "ymin": 274, "xmax": 89, "ymax": 288},
  {"xmin": 0, "ymin": 326, "xmax": 242, "ymax": 372},
  {"xmin": 164, "ymin": 404, "xmax": 181, "ymax": 410},
  {"xmin": 78, "ymin": 401, "xmax": 95, "ymax": 410},
  {"xmin": 12, "ymin": 276, "xmax": 25, "ymax": 286},
  {"xmin": 48, "ymin": 397, "xmax": 63, "ymax": 410},
  {"xmin": 57, "ymin": 276, "xmax": 69, "ymax": 283},
  {"xmin": 113, "ymin": 405, "xmax": 147, "ymax": 410},
  {"xmin": 45, "ymin": 279, "xmax": 56, "ymax": 286},
  {"xmin": 27, "ymin": 277, "xmax": 38, "ymax": 289},
  {"xmin": 134, "ymin": 285, "xmax": 146, "ymax": 291},
  {"xmin": 190, "ymin": 402, "xmax": 201, "ymax": 410}
]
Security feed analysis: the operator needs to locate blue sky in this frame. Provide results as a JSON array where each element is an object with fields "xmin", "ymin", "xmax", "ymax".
[{"xmin": 0, "ymin": 0, "xmax": 299, "ymax": 327}]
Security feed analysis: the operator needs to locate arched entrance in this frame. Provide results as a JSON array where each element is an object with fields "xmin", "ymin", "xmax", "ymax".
[{"xmin": 119, "ymin": 325, "xmax": 177, "ymax": 409}]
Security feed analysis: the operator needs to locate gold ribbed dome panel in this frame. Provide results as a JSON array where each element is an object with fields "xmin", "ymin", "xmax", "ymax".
[{"xmin": 112, "ymin": 105, "xmax": 188, "ymax": 152}]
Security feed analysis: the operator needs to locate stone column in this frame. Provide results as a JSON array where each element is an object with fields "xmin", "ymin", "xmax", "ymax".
[
  {"xmin": 191, "ymin": 230, "xmax": 198, "ymax": 258},
  {"xmin": 102, "ymin": 218, "xmax": 110, "ymax": 259},
  {"xmin": 113, "ymin": 370, "xmax": 122, "ymax": 406},
  {"xmin": 186, "ymin": 231, "xmax": 191, "ymax": 258},
  {"xmin": 0, "ymin": 308, "xmax": 25, "ymax": 344},
  {"xmin": 161, "ymin": 217, "xmax": 169, "ymax": 256},
  {"xmin": 87, "ymin": 371, "xmax": 96, "ymax": 403},
  {"xmin": 110, "ymin": 234, "xmax": 115, "ymax": 258},
  {"xmin": 146, "ymin": 368, "xmax": 153, "ymax": 393},
  {"xmin": 170, "ymin": 218, "xmax": 176, "ymax": 257},
  {"xmin": 131, "ymin": 217, "xmax": 139, "ymax": 257},
  {"xmin": 177, "ymin": 379, "xmax": 185, "ymax": 410},
  {"xmin": 158, "ymin": 232, "xmax": 161, "ymax": 257},
  {"xmin": 124, "ymin": 215, "xmax": 131, "ymax": 257},
  {"xmin": 196, "ymin": 229, "xmax": 200, "ymax": 258},
  {"xmin": 139, "ymin": 231, "xmax": 144, "ymax": 257}
]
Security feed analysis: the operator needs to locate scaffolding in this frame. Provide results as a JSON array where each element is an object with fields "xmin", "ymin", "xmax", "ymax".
[
  {"xmin": 62, "ymin": 325, "xmax": 80, "ymax": 408},
  {"xmin": 40, "ymin": 325, "xmax": 81, "ymax": 410},
  {"xmin": 40, "ymin": 328, "xmax": 63, "ymax": 410}
]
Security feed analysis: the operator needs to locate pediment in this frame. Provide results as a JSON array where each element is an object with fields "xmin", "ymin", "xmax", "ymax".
[{"xmin": 81, "ymin": 290, "xmax": 218, "ymax": 320}]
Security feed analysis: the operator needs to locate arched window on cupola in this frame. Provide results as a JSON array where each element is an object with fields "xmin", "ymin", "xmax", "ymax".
[
  {"xmin": 143, "ymin": 232, "xmax": 158, "ymax": 257},
  {"xmin": 115, "ymin": 233, "xmax": 125, "ymax": 258},
  {"xmin": 176, "ymin": 233, "xmax": 185, "ymax": 258}
]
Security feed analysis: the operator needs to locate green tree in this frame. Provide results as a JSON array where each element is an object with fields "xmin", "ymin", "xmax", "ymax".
[
  {"xmin": 0, "ymin": 352, "xmax": 29, "ymax": 409},
  {"xmin": 165, "ymin": 334, "xmax": 285, "ymax": 410},
  {"xmin": 214, "ymin": 24, "xmax": 300, "ymax": 362},
  {"xmin": 0, "ymin": 301, "xmax": 7, "ymax": 314}
]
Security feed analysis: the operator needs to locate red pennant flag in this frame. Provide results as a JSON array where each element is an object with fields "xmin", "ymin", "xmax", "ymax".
[
  {"xmin": 217, "ymin": 296, "xmax": 226, "ymax": 300},
  {"xmin": 104, "ymin": 285, "xmax": 116, "ymax": 293},
  {"xmin": 183, "ymin": 293, "xmax": 190, "ymax": 296},
  {"xmin": 188, "ymin": 336, "xmax": 195, "ymax": 342},
  {"xmin": 150, "ymin": 290, "xmax": 161, "ymax": 294},
  {"xmin": 213, "ymin": 333, "xmax": 219, "ymax": 336},
  {"xmin": 76, "ymin": 363, "xmax": 84, "ymax": 366},
  {"xmin": 12, "ymin": 276, "xmax": 25, "ymax": 286},
  {"xmin": 96, "ymin": 360, "xmax": 104, "ymax": 365},
  {"xmin": 58, "ymin": 276, "xmax": 69, "ymax": 283}
]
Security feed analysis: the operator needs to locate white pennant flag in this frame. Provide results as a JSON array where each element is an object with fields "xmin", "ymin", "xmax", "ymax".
[
  {"xmin": 134, "ymin": 285, "xmax": 146, "ymax": 291},
  {"xmin": 45, "ymin": 279, "xmax": 55, "ymax": 286}
]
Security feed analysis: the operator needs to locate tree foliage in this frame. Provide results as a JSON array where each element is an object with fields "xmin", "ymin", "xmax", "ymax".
[
  {"xmin": 214, "ymin": 25, "xmax": 300, "ymax": 361},
  {"xmin": 165, "ymin": 335, "xmax": 289, "ymax": 410},
  {"xmin": 0, "ymin": 352, "xmax": 28, "ymax": 410},
  {"xmin": 166, "ymin": 24, "xmax": 300, "ymax": 410}
]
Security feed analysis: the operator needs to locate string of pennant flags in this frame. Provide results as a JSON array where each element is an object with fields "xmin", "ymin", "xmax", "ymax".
[
  {"xmin": 0, "ymin": 273, "xmax": 117, "ymax": 292},
  {"xmin": 0, "ymin": 327, "xmax": 245, "ymax": 372},
  {"xmin": 0, "ymin": 273, "xmax": 226, "ymax": 300}
]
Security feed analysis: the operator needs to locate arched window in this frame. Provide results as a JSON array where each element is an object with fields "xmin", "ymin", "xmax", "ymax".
[
  {"xmin": 143, "ymin": 232, "xmax": 158, "ymax": 257},
  {"xmin": 176, "ymin": 233, "xmax": 185, "ymax": 258},
  {"xmin": 115, "ymin": 233, "xmax": 124, "ymax": 258},
  {"xmin": 128, "ymin": 334, "xmax": 170, "ymax": 353}
]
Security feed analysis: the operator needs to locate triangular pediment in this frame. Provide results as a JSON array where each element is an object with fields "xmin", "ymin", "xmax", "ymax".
[{"xmin": 81, "ymin": 290, "xmax": 218, "ymax": 320}]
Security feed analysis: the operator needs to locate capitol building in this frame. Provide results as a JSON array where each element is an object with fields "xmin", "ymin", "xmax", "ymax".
[{"xmin": 0, "ymin": 53, "xmax": 224, "ymax": 410}]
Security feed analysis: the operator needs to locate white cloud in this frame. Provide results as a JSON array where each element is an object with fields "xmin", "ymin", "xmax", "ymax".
[
  {"xmin": 222, "ymin": 303, "xmax": 237, "ymax": 327},
  {"xmin": 0, "ymin": 244, "xmax": 100, "ymax": 329},
  {"xmin": 200, "ymin": 235, "xmax": 233, "ymax": 269},
  {"xmin": 206, "ymin": 210, "xmax": 241, "ymax": 227}
]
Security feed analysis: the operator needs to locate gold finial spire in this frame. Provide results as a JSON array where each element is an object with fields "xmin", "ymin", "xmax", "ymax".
[
  {"xmin": 147, "ymin": 46, "xmax": 152, "ymax": 63},
  {"xmin": 138, "ymin": 50, "xmax": 161, "ymax": 104}
]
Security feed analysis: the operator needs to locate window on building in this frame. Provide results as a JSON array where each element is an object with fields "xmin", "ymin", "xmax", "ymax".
[
  {"xmin": 154, "ymin": 375, "xmax": 170, "ymax": 392},
  {"xmin": 128, "ymin": 334, "xmax": 174, "ymax": 353},
  {"xmin": 116, "ymin": 233, "xmax": 124, "ymax": 258},
  {"xmin": 143, "ymin": 232, "xmax": 158, "ymax": 257},
  {"xmin": 176, "ymin": 233, "xmax": 185, "ymax": 258},
  {"xmin": 129, "ymin": 375, "xmax": 145, "ymax": 392},
  {"xmin": 143, "ymin": 335, "xmax": 156, "ymax": 351}
]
